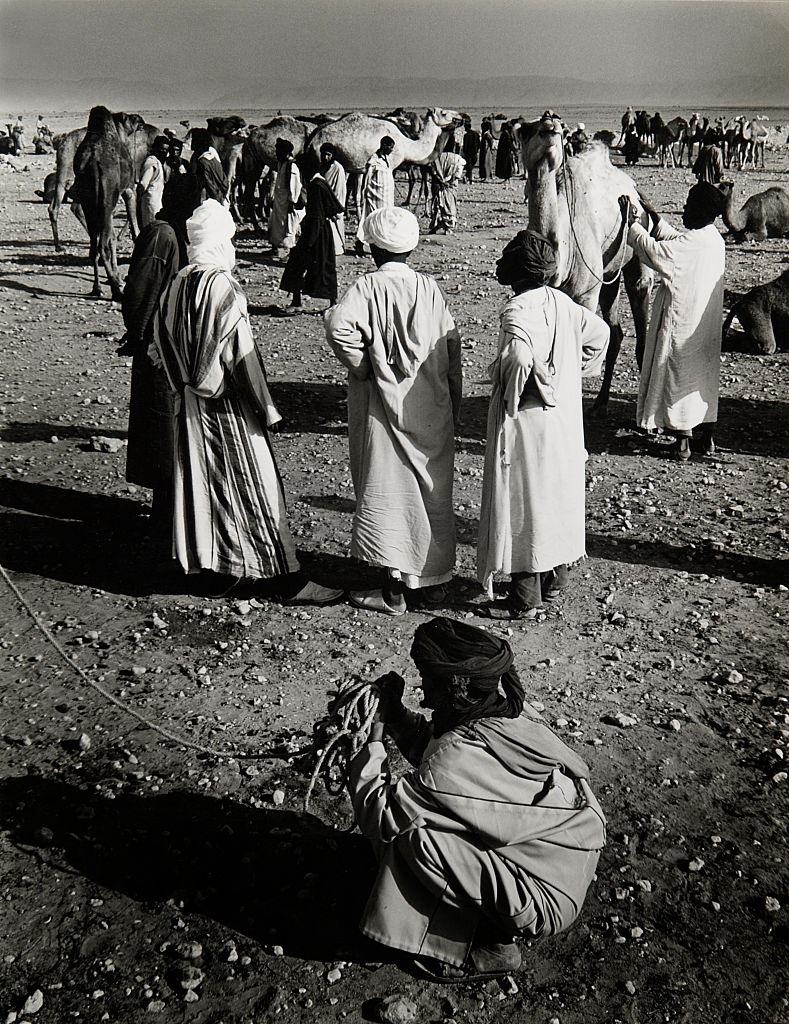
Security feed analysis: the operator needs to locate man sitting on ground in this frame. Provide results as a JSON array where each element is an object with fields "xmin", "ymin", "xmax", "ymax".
[{"xmin": 347, "ymin": 616, "xmax": 607, "ymax": 980}]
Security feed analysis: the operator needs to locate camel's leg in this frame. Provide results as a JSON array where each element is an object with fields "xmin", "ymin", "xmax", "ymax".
[
  {"xmin": 121, "ymin": 186, "xmax": 139, "ymax": 241},
  {"xmin": 591, "ymin": 280, "xmax": 623, "ymax": 417},
  {"xmin": 71, "ymin": 200, "xmax": 89, "ymax": 236},
  {"xmin": 403, "ymin": 169, "xmax": 416, "ymax": 207},
  {"xmin": 623, "ymin": 256, "xmax": 651, "ymax": 371},
  {"xmin": 88, "ymin": 234, "xmax": 102, "ymax": 298},
  {"xmin": 48, "ymin": 184, "xmax": 66, "ymax": 251}
]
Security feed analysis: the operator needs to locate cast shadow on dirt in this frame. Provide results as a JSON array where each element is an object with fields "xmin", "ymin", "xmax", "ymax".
[
  {"xmin": 0, "ymin": 775, "xmax": 384, "ymax": 964},
  {"xmin": 0, "ymin": 271, "xmax": 83, "ymax": 298},
  {"xmin": 0, "ymin": 421, "xmax": 127, "ymax": 444},
  {"xmin": 0, "ymin": 477, "xmax": 361, "ymax": 598}
]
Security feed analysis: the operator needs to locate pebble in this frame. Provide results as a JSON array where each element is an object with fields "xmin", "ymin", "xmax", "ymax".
[
  {"xmin": 373, "ymin": 994, "xmax": 419, "ymax": 1024},
  {"xmin": 173, "ymin": 940, "xmax": 202, "ymax": 960},
  {"xmin": 326, "ymin": 968, "xmax": 342, "ymax": 984},
  {"xmin": 610, "ymin": 712, "xmax": 638, "ymax": 728},
  {"xmin": 625, "ymin": 980, "xmax": 637, "ymax": 995},
  {"xmin": 688, "ymin": 857, "xmax": 705, "ymax": 873},
  {"xmin": 220, "ymin": 939, "xmax": 238, "ymax": 962},
  {"xmin": 78, "ymin": 733, "xmax": 91, "ymax": 751},
  {"xmin": 272, "ymin": 945, "xmax": 284, "ymax": 956},
  {"xmin": 636, "ymin": 879, "xmax": 652, "ymax": 893},
  {"xmin": 499, "ymin": 975, "xmax": 518, "ymax": 995},
  {"xmin": 272, "ymin": 789, "xmax": 285, "ymax": 806},
  {"xmin": 669, "ymin": 719, "xmax": 682, "ymax": 732},
  {"xmin": 765, "ymin": 896, "xmax": 781, "ymax": 913},
  {"xmin": 172, "ymin": 964, "xmax": 204, "ymax": 991},
  {"xmin": 711, "ymin": 901, "xmax": 721, "ymax": 912},
  {"xmin": 184, "ymin": 990, "xmax": 199, "ymax": 1003},
  {"xmin": 146, "ymin": 1001, "xmax": 166, "ymax": 1013},
  {"xmin": 22, "ymin": 991, "xmax": 43, "ymax": 1015},
  {"xmin": 631, "ymin": 926, "xmax": 644, "ymax": 938}
]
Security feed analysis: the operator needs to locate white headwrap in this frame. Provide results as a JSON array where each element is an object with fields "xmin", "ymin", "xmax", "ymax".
[
  {"xmin": 363, "ymin": 207, "xmax": 419, "ymax": 254},
  {"xmin": 186, "ymin": 198, "xmax": 236, "ymax": 272},
  {"xmin": 577, "ymin": 122, "xmax": 585, "ymax": 131}
]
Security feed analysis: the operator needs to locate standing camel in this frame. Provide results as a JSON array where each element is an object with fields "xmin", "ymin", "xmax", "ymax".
[
  {"xmin": 239, "ymin": 116, "xmax": 316, "ymax": 227},
  {"xmin": 48, "ymin": 116, "xmax": 156, "ymax": 250},
  {"xmin": 71, "ymin": 105, "xmax": 137, "ymax": 300},
  {"xmin": 617, "ymin": 106, "xmax": 636, "ymax": 145},
  {"xmin": 516, "ymin": 113, "xmax": 651, "ymax": 415},
  {"xmin": 654, "ymin": 117, "xmax": 689, "ymax": 168}
]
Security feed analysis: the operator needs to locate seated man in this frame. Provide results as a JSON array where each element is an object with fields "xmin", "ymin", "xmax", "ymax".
[{"xmin": 347, "ymin": 617, "xmax": 607, "ymax": 980}]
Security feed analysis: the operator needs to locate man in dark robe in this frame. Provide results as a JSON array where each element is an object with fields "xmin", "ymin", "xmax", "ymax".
[
  {"xmin": 348, "ymin": 617, "xmax": 606, "ymax": 980},
  {"xmin": 120, "ymin": 199, "xmax": 183, "ymax": 538},
  {"xmin": 461, "ymin": 121, "xmax": 480, "ymax": 183},
  {"xmin": 479, "ymin": 120, "xmax": 495, "ymax": 180},
  {"xmin": 495, "ymin": 123, "xmax": 517, "ymax": 180},
  {"xmin": 279, "ymin": 144, "xmax": 344, "ymax": 314},
  {"xmin": 190, "ymin": 127, "xmax": 229, "ymax": 206}
]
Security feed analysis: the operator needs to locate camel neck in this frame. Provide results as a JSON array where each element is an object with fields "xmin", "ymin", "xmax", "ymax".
[{"xmin": 527, "ymin": 162, "xmax": 562, "ymax": 259}]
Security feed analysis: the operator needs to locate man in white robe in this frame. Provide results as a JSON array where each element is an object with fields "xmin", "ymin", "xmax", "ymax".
[
  {"xmin": 325, "ymin": 208, "xmax": 462, "ymax": 615},
  {"xmin": 355, "ymin": 136, "xmax": 395, "ymax": 255},
  {"xmin": 429, "ymin": 151, "xmax": 466, "ymax": 234},
  {"xmin": 477, "ymin": 230, "xmax": 609, "ymax": 617},
  {"xmin": 321, "ymin": 143, "xmax": 347, "ymax": 257},
  {"xmin": 623, "ymin": 182, "xmax": 726, "ymax": 459},
  {"xmin": 137, "ymin": 136, "xmax": 169, "ymax": 228},
  {"xmin": 268, "ymin": 138, "xmax": 304, "ymax": 258}
]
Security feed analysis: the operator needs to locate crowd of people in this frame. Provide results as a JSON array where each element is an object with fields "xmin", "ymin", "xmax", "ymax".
[{"xmin": 117, "ymin": 115, "xmax": 728, "ymax": 623}]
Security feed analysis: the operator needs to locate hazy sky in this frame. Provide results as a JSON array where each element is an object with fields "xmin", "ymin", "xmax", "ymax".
[{"xmin": 1, "ymin": 0, "xmax": 787, "ymax": 87}]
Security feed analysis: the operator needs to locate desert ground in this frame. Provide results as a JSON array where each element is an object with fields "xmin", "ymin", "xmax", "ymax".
[{"xmin": 0, "ymin": 130, "xmax": 787, "ymax": 1024}]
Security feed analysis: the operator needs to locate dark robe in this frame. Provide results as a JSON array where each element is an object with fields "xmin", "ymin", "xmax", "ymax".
[
  {"xmin": 122, "ymin": 221, "xmax": 181, "ymax": 490},
  {"xmin": 495, "ymin": 129, "xmax": 517, "ymax": 180},
  {"xmin": 192, "ymin": 152, "xmax": 228, "ymax": 205},
  {"xmin": 623, "ymin": 132, "xmax": 640, "ymax": 165},
  {"xmin": 280, "ymin": 174, "xmax": 344, "ymax": 301},
  {"xmin": 461, "ymin": 129, "xmax": 480, "ymax": 181}
]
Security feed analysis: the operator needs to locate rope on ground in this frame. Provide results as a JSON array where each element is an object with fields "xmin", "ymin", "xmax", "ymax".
[
  {"xmin": 303, "ymin": 677, "xmax": 381, "ymax": 817},
  {"xmin": 0, "ymin": 560, "xmax": 286, "ymax": 761}
]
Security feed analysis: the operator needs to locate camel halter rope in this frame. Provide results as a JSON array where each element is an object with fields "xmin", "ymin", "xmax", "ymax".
[
  {"xmin": 0, "ymin": 560, "xmax": 295, "ymax": 761},
  {"xmin": 303, "ymin": 677, "xmax": 381, "ymax": 820},
  {"xmin": 560, "ymin": 161, "xmax": 630, "ymax": 294}
]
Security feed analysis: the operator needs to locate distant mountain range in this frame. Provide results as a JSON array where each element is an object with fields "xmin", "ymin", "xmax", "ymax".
[{"xmin": 1, "ymin": 73, "xmax": 786, "ymax": 114}]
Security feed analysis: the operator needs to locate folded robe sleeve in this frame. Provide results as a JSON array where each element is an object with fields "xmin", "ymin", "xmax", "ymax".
[
  {"xmin": 324, "ymin": 280, "xmax": 374, "ymax": 379},
  {"xmin": 348, "ymin": 742, "xmax": 430, "ymax": 844},
  {"xmin": 578, "ymin": 305, "xmax": 611, "ymax": 378},
  {"xmin": 628, "ymin": 220, "xmax": 682, "ymax": 283}
]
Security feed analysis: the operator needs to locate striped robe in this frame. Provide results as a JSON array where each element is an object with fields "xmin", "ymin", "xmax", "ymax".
[
  {"xmin": 356, "ymin": 153, "xmax": 395, "ymax": 244},
  {"xmin": 151, "ymin": 266, "xmax": 299, "ymax": 580},
  {"xmin": 323, "ymin": 159, "xmax": 347, "ymax": 256}
]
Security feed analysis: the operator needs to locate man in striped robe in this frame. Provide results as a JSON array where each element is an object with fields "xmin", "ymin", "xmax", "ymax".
[
  {"xmin": 355, "ymin": 136, "xmax": 395, "ymax": 255},
  {"xmin": 151, "ymin": 200, "xmax": 342, "ymax": 605}
]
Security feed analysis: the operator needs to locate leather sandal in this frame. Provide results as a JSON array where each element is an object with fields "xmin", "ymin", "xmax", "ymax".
[
  {"xmin": 286, "ymin": 580, "xmax": 344, "ymax": 606},
  {"xmin": 349, "ymin": 589, "xmax": 406, "ymax": 616}
]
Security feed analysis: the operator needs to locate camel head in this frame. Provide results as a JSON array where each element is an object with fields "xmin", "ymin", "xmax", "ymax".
[
  {"xmin": 207, "ymin": 115, "xmax": 249, "ymax": 141},
  {"xmin": 426, "ymin": 108, "xmax": 462, "ymax": 129},
  {"xmin": 517, "ymin": 111, "xmax": 565, "ymax": 174},
  {"xmin": 113, "ymin": 112, "xmax": 146, "ymax": 136}
]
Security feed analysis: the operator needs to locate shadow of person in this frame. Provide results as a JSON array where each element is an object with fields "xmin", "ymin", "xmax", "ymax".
[{"xmin": 0, "ymin": 775, "xmax": 384, "ymax": 964}]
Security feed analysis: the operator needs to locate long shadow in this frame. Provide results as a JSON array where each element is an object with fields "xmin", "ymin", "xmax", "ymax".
[
  {"xmin": 588, "ymin": 532, "xmax": 787, "ymax": 586},
  {"xmin": 0, "ymin": 477, "xmax": 358, "ymax": 597},
  {"xmin": 268, "ymin": 381, "xmax": 348, "ymax": 435},
  {"xmin": 0, "ymin": 272, "xmax": 82, "ymax": 298},
  {"xmin": 0, "ymin": 421, "xmax": 127, "ymax": 444},
  {"xmin": 0, "ymin": 775, "xmax": 381, "ymax": 963},
  {"xmin": 8, "ymin": 252, "xmax": 87, "ymax": 268}
]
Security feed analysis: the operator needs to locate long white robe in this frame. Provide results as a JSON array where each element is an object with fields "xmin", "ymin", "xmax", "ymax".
[
  {"xmin": 323, "ymin": 160, "xmax": 347, "ymax": 256},
  {"xmin": 138, "ymin": 154, "xmax": 164, "ymax": 228},
  {"xmin": 356, "ymin": 153, "xmax": 395, "ymax": 243},
  {"xmin": 477, "ymin": 287, "xmax": 609, "ymax": 592},
  {"xmin": 325, "ymin": 263, "xmax": 461, "ymax": 585},
  {"xmin": 268, "ymin": 158, "xmax": 304, "ymax": 250},
  {"xmin": 628, "ymin": 220, "xmax": 724, "ymax": 431}
]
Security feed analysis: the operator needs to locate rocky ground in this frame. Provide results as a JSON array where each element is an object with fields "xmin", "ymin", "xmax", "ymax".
[{"xmin": 0, "ymin": 143, "xmax": 787, "ymax": 1024}]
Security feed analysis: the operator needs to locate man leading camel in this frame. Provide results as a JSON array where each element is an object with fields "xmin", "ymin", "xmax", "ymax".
[{"xmin": 622, "ymin": 183, "xmax": 726, "ymax": 459}]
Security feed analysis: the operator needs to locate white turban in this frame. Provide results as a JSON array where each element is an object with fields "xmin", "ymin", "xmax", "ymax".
[
  {"xmin": 363, "ymin": 207, "xmax": 419, "ymax": 254},
  {"xmin": 577, "ymin": 122, "xmax": 585, "ymax": 131},
  {"xmin": 186, "ymin": 198, "xmax": 236, "ymax": 271}
]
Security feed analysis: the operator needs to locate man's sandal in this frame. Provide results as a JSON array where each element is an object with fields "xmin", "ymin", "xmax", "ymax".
[
  {"xmin": 349, "ymin": 589, "xmax": 407, "ymax": 616},
  {"xmin": 410, "ymin": 942, "xmax": 521, "ymax": 984}
]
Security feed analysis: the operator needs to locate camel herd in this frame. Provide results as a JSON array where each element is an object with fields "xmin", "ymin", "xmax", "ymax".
[
  {"xmin": 618, "ymin": 107, "xmax": 772, "ymax": 170},
  {"xmin": 30, "ymin": 101, "xmax": 789, "ymax": 365}
]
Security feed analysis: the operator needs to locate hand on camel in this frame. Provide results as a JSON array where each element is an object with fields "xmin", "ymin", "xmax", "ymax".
[{"xmin": 618, "ymin": 195, "xmax": 640, "ymax": 227}]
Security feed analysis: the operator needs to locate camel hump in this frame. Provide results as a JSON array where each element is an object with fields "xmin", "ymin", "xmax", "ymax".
[{"xmin": 86, "ymin": 105, "xmax": 116, "ymax": 136}]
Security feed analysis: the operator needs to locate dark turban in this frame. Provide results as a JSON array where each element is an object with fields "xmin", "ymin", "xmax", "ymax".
[
  {"xmin": 275, "ymin": 137, "xmax": 294, "ymax": 155},
  {"xmin": 411, "ymin": 617, "xmax": 525, "ymax": 736},
  {"xmin": 684, "ymin": 182, "xmax": 725, "ymax": 227},
  {"xmin": 496, "ymin": 229, "xmax": 558, "ymax": 288}
]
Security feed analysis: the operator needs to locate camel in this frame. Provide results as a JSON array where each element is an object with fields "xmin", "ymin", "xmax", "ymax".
[
  {"xmin": 48, "ymin": 117, "xmax": 157, "ymax": 250},
  {"xmin": 719, "ymin": 181, "xmax": 789, "ymax": 241},
  {"xmin": 205, "ymin": 114, "xmax": 248, "ymax": 216},
  {"xmin": 239, "ymin": 116, "xmax": 313, "ymax": 226},
  {"xmin": 515, "ymin": 112, "xmax": 651, "ymax": 415},
  {"xmin": 722, "ymin": 270, "xmax": 789, "ymax": 355},
  {"xmin": 303, "ymin": 107, "xmax": 461, "ymax": 175},
  {"xmin": 635, "ymin": 110, "xmax": 651, "ymax": 144},
  {"xmin": 740, "ymin": 118, "xmax": 769, "ymax": 169},
  {"xmin": 71, "ymin": 105, "xmax": 138, "ymax": 300},
  {"xmin": 654, "ymin": 117, "xmax": 689, "ymax": 168}
]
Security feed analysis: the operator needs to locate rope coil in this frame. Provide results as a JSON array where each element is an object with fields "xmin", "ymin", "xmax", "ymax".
[{"xmin": 303, "ymin": 677, "xmax": 381, "ymax": 817}]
